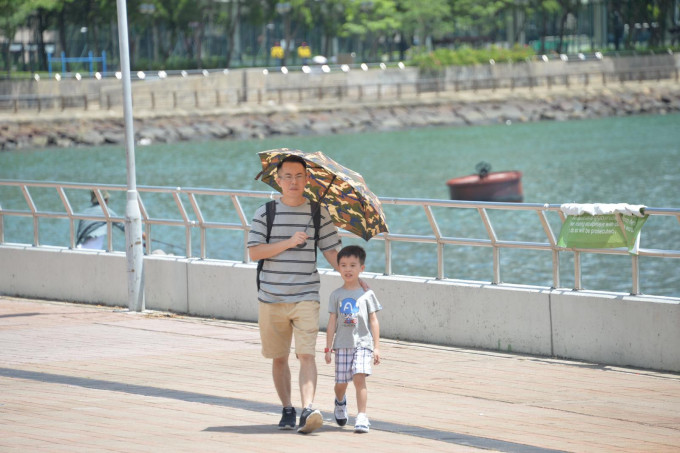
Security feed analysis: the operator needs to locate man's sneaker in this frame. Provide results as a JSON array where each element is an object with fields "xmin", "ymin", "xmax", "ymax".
[
  {"xmin": 354, "ymin": 413, "xmax": 370, "ymax": 433},
  {"xmin": 334, "ymin": 398, "xmax": 348, "ymax": 426},
  {"xmin": 278, "ymin": 407, "xmax": 296, "ymax": 430},
  {"xmin": 297, "ymin": 408, "xmax": 323, "ymax": 434}
]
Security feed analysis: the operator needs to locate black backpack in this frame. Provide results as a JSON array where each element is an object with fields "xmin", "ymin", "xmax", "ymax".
[{"xmin": 256, "ymin": 200, "xmax": 321, "ymax": 291}]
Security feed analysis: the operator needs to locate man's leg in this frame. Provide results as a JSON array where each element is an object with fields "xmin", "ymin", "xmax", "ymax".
[
  {"xmin": 296, "ymin": 353, "xmax": 322, "ymax": 434},
  {"xmin": 272, "ymin": 355, "xmax": 292, "ymax": 407},
  {"xmin": 298, "ymin": 353, "xmax": 317, "ymax": 408}
]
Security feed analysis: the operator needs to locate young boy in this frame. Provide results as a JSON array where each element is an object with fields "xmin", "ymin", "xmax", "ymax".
[{"xmin": 325, "ymin": 245, "xmax": 382, "ymax": 433}]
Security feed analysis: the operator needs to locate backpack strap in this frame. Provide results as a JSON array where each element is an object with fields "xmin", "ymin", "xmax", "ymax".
[
  {"xmin": 256, "ymin": 200, "xmax": 277, "ymax": 291},
  {"xmin": 310, "ymin": 201, "xmax": 321, "ymax": 262}
]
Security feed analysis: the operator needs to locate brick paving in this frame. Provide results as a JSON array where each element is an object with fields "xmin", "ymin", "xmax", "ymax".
[{"xmin": 1, "ymin": 296, "xmax": 678, "ymax": 452}]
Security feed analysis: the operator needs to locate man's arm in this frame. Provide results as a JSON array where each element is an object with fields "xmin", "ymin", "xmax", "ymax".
[
  {"xmin": 249, "ymin": 231, "xmax": 307, "ymax": 261},
  {"xmin": 322, "ymin": 248, "xmax": 340, "ymax": 272}
]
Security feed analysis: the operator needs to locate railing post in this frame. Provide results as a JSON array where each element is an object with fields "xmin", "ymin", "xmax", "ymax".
[
  {"xmin": 552, "ymin": 250, "xmax": 560, "ymax": 289},
  {"xmin": 492, "ymin": 247, "xmax": 500, "ymax": 284},
  {"xmin": 574, "ymin": 251, "xmax": 582, "ymax": 290},
  {"xmin": 631, "ymin": 254, "xmax": 640, "ymax": 295},
  {"xmin": 384, "ymin": 238, "xmax": 392, "ymax": 276},
  {"xmin": 437, "ymin": 243, "xmax": 444, "ymax": 280}
]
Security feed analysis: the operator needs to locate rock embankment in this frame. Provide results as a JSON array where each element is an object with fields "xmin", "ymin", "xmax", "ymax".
[{"xmin": 1, "ymin": 83, "xmax": 679, "ymax": 150}]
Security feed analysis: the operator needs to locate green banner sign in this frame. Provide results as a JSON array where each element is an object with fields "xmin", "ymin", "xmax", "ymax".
[{"xmin": 557, "ymin": 214, "xmax": 649, "ymax": 254}]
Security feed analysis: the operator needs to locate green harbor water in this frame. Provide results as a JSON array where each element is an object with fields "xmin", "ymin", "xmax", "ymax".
[{"xmin": 1, "ymin": 113, "xmax": 679, "ymax": 297}]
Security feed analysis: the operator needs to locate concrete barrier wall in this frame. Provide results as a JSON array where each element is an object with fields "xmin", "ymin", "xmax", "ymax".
[{"xmin": 1, "ymin": 245, "xmax": 678, "ymax": 372}]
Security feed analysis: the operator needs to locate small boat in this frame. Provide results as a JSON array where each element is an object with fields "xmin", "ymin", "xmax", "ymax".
[{"xmin": 446, "ymin": 162, "xmax": 523, "ymax": 202}]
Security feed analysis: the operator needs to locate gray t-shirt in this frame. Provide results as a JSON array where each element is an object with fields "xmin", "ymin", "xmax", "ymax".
[
  {"xmin": 328, "ymin": 288, "xmax": 382, "ymax": 350},
  {"xmin": 248, "ymin": 199, "xmax": 341, "ymax": 304}
]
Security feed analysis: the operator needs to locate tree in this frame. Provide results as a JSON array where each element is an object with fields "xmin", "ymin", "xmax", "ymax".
[
  {"xmin": 398, "ymin": 0, "xmax": 452, "ymax": 52},
  {"xmin": 0, "ymin": 0, "xmax": 35, "ymax": 76},
  {"xmin": 342, "ymin": 0, "xmax": 400, "ymax": 62},
  {"xmin": 310, "ymin": 0, "xmax": 350, "ymax": 59}
]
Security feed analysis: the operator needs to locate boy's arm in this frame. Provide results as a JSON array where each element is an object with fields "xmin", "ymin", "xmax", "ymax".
[
  {"xmin": 369, "ymin": 312, "xmax": 381, "ymax": 365},
  {"xmin": 325, "ymin": 313, "xmax": 338, "ymax": 364}
]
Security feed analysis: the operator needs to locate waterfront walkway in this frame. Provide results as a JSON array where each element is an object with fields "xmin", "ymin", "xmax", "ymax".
[{"xmin": 1, "ymin": 296, "xmax": 678, "ymax": 452}]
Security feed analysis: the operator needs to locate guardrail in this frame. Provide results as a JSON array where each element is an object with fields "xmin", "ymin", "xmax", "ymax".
[
  {"xmin": 1, "ymin": 64, "xmax": 678, "ymax": 113},
  {"xmin": 1, "ymin": 180, "xmax": 679, "ymax": 296}
]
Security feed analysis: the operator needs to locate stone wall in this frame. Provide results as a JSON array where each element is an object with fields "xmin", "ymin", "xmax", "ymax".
[{"xmin": 1, "ymin": 81, "xmax": 679, "ymax": 150}]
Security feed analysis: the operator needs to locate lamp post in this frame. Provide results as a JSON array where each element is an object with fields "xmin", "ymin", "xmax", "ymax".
[
  {"xmin": 115, "ymin": 0, "xmax": 144, "ymax": 312},
  {"xmin": 140, "ymin": 3, "xmax": 155, "ymax": 69},
  {"xmin": 276, "ymin": 2, "xmax": 291, "ymax": 65}
]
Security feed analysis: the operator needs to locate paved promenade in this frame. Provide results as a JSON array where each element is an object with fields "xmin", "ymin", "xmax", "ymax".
[{"xmin": 1, "ymin": 296, "xmax": 678, "ymax": 452}]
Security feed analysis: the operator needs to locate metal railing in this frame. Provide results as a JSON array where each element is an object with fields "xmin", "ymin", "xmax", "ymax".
[{"xmin": 1, "ymin": 180, "xmax": 679, "ymax": 296}]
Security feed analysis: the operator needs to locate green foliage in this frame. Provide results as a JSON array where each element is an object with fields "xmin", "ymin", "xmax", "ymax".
[
  {"xmin": 163, "ymin": 56, "xmax": 199, "ymax": 70},
  {"xmin": 411, "ymin": 45, "xmax": 535, "ymax": 72}
]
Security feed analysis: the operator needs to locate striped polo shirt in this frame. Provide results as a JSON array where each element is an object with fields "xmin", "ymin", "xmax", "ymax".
[{"xmin": 248, "ymin": 199, "xmax": 342, "ymax": 304}]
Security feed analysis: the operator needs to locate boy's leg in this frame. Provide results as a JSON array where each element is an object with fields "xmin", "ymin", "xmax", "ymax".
[
  {"xmin": 334, "ymin": 350, "xmax": 353, "ymax": 427},
  {"xmin": 353, "ymin": 373, "xmax": 368, "ymax": 414},
  {"xmin": 334, "ymin": 382, "xmax": 349, "ymax": 401},
  {"xmin": 334, "ymin": 382, "xmax": 349, "ymax": 426}
]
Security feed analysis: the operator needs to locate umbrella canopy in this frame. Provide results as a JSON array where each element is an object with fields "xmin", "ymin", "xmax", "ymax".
[{"xmin": 255, "ymin": 148, "xmax": 388, "ymax": 241}]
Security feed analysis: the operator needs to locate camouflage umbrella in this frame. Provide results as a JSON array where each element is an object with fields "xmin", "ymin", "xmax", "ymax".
[{"xmin": 255, "ymin": 148, "xmax": 388, "ymax": 241}]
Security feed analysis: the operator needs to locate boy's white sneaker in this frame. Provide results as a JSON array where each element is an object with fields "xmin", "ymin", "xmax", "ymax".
[
  {"xmin": 354, "ymin": 412, "xmax": 370, "ymax": 433},
  {"xmin": 334, "ymin": 398, "xmax": 348, "ymax": 426}
]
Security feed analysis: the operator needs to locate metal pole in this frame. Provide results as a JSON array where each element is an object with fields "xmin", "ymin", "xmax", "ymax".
[{"xmin": 116, "ymin": 0, "xmax": 144, "ymax": 312}]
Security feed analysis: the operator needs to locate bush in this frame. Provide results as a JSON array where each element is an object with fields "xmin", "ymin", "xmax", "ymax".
[{"xmin": 412, "ymin": 45, "xmax": 535, "ymax": 73}]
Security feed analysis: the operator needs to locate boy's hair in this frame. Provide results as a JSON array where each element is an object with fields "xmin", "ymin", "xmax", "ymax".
[
  {"xmin": 277, "ymin": 155, "xmax": 307, "ymax": 171},
  {"xmin": 337, "ymin": 245, "xmax": 366, "ymax": 265}
]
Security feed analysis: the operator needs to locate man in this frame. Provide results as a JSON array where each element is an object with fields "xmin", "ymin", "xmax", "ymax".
[
  {"xmin": 297, "ymin": 42, "xmax": 311, "ymax": 65},
  {"xmin": 248, "ymin": 155, "xmax": 342, "ymax": 434},
  {"xmin": 76, "ymin": 190, "xmax": 124, "ymax": 250}
]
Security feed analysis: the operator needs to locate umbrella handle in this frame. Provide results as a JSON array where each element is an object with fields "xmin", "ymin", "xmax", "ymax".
[{"xmin": 296, "ymin": 174, "xmax": 337, "ymax": 249}]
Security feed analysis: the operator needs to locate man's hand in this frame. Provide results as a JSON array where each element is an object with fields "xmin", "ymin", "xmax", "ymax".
[
  {"xmin": 289, "ymin": 231, "xmax": 309, "ymax": 248},
  {"xmin": 373, "ymin": 348, "xmax": 381, "ymax": 365},
  {"xmin": 359, "ymin": 278, "xmax": 370, "ymax": 291}
]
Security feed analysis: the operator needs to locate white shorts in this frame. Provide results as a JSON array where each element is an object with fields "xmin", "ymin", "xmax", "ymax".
[{"xmin": 334, "ymin": 347, "xmax": 372, "ymax": 383}]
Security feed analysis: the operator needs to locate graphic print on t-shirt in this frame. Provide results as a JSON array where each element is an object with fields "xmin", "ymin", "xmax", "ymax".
[{"xmin": 340, "ymin": 297, "xmax": 359, "ymax": 326}]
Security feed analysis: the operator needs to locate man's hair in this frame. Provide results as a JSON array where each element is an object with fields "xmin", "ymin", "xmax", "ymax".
[
  {"xmin": 277, "ymin": 155, "xmax": 307, "ymax": 172},
  {"xmin": 90, "ymin": 190, "xmax": 109, "ymax": 205},
  {"xmin": 337, "ymin": 245, "xmax": 366, "ymax": 265}
]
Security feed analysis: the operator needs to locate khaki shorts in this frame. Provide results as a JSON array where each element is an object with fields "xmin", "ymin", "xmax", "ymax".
[{"xmin": 258, "ymin": 301, "xmax": 319, "ymax": 359}]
